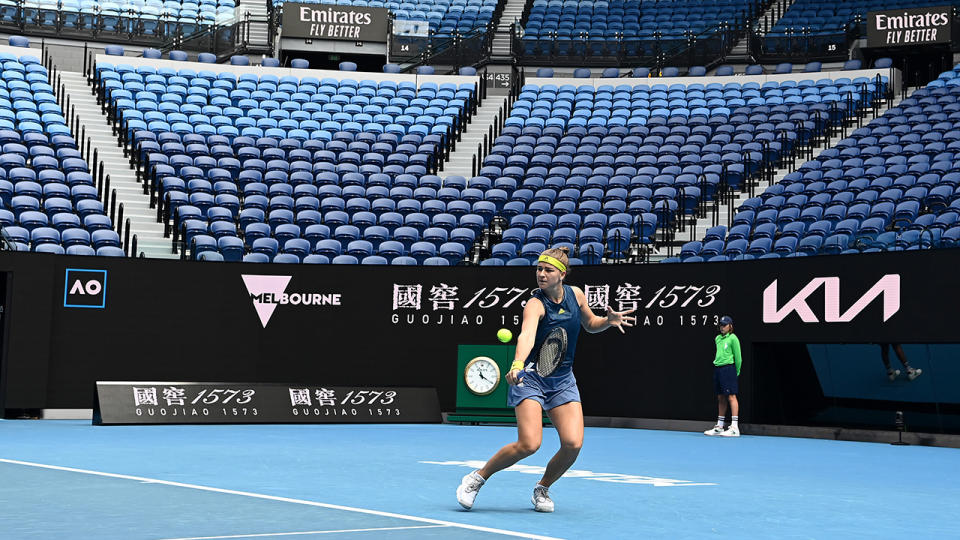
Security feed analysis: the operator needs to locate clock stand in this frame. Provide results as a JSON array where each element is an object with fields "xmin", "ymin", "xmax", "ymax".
[{"xmin": 447, "ymin": 344, "xmax": 552, "ymax": 425}]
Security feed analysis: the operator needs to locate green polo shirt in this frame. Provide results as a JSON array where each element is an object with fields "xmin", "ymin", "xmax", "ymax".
[{"xmin": 714, "ymin": 333, "xmax": 742, "ymax": 376}]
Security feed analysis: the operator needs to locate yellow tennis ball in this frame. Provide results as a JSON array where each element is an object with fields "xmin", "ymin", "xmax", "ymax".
[{"xmin": 497, "ymin": 328, "xmax": 513, "ymax": 343}]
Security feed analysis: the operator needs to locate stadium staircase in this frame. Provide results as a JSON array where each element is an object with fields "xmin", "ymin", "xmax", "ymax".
[
  {"xmin": 756, "ymin": 0, "xmax": 797, "ymax": 34},
  {"xmin": 236, "ymin": 0, "xmax": 272, "ymax": 54},
  {"xmin": 489, "ymin": 0, "xmax": 527, "ymax": 61},
  {"xmin": 442, "ymin": 95, "xmax": 510, "ymax": 178},
  {"xmin": 58, "ymin": 70, "xmax": 173, "ymax": 258},
  {"xmin": 727, "ymin": 0, "xmax": 797, "ymax": 64}
]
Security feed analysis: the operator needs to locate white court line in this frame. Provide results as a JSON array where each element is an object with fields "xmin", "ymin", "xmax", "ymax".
[
  {"xmin": 0, "ymin": 458, "xmax": 562, "ymax": 540},
  {"xmin": 160, "ymin": 524, "xmax": 448, "ymax": 539}
]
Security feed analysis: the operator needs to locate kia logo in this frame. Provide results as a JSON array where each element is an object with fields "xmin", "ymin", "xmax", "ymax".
[{"xmin": 762, "ymin": 274, "xmax": 900, "ymax": 323}]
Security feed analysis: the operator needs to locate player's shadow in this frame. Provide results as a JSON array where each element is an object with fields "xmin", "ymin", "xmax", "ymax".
[{"xmin": 452, "ymin": 506, "xmax": 537, "ymax": 514}]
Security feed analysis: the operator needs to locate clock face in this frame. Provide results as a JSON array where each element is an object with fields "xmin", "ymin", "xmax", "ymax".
[{"xmin": 464, "ymin": 356, "xmax": 500, "ymax": 396}]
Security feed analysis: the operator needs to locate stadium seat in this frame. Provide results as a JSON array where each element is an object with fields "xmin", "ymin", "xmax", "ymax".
[{"xmin": 874, "ymin": 57, "xmax": 892, "ymax": 68}]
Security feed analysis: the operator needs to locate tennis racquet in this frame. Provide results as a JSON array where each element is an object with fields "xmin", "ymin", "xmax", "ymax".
[{"xmin": 517, "ymin": 327, "xmax": 567, "ymax": 387}]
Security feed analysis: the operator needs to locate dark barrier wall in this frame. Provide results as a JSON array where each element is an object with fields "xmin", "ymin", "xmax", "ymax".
[
  {"xmin": 1, "ymin": 249, "xmax": 956, "ymax": 422},
  {"xmin": 752, "ymin": 343, "xmax": 960, "ymax": 434}
]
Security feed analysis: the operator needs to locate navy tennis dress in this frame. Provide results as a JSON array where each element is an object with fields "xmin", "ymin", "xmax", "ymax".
[{"xmin": 508, "ymin": 284, "xmax": 583, "ymax": 410}]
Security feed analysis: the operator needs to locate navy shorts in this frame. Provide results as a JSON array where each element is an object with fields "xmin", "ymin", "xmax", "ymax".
[
  {"xmin": 713, "ymin": 364, "xmax": 738, "ymax": 395},
  {"xmin": 507, "ymin": 374, "xmax": 581, "ymax": 410}
]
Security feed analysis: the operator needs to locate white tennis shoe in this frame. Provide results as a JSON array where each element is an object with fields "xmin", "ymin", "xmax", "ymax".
[
  {"xmin": 887, "ymin": 369, "xmax": 901, "ymax": 381},
  {"xmin": 704, "ymin": 425, "xmax": 725, "ymax": 436},
  {"xmin": 532, "ymin": 484, "xmax": 554, "ymax": 512},
  {"xmin": 719, "ymin": 426, "xmax": 740, "ymax": 437},
  {"xmin": 456, "ymin": 470, "xmax": 485, "ymax": 510},
  {"xmin": 907, "ymin": 368, "xmax": 922, "ymax": 381}
]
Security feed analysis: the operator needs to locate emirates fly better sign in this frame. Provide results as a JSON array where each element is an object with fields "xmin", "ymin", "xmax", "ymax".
[
  {"xmin": 282, "ymin": 2, "xmax": 389, "ymax": 42},
  {"xmin": 867, "ymin": 5, "xmax": 953, "ymax": 47}
]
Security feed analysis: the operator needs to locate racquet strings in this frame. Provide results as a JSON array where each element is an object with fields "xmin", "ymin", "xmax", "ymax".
[
  {"xmin": 518, "ymin": 327, "xmax": 568, "ymax": 387},
  {"xmin": 535, "ymin": 327, "xmax": 567, "ymax": 377}
]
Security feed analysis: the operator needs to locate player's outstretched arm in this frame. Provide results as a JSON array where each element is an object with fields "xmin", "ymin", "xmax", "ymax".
[
  {"xmin": 507, "ymin": 298, "xmax": 544, "ymax": 385},
  {"xmin": 573, "ymin": 286, "xmax": 637, "ymax": 334}
]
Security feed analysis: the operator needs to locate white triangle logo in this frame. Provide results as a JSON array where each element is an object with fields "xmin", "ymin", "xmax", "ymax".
[{"xmin": 241, "ymin": 275, "xmax": 292, "ymax": 328}]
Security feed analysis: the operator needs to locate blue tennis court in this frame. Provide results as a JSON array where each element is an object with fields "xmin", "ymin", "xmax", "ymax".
[{"xmin": 1, "ymin": 420, "xmax": 957, "ymax": 539}]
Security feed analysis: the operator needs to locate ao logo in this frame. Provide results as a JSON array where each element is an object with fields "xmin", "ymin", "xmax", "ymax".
[
  {"xmin": 64, "ymin": 269, "xmax": 107, "ymax": 308},
  {"xmin": 69, "ymin": 279, "xmax": 102, "ymax": 295}
]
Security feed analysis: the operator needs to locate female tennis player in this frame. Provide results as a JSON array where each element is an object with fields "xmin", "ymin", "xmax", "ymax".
[{"xmin": 456, "ymin": 246, "xmax": 636, "ymax": 512}]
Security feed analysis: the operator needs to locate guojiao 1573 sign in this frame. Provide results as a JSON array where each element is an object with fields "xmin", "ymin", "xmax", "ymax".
[
  {"xmin": 867, "ymin": 5, "xmax": 953, "ymax": 47},
  {"xmin": 282, "ymin": 2, "xmax": 389, "ymax": 43}
]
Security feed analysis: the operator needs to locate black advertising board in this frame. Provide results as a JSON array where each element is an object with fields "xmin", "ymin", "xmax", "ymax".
[
  {"xmin": 93, "ymin": 382, "xmax": 441, "ymax": 424},
  {"xmin": 1, "ymin": 249, "xmax": 958, "ymax": 421},
  {"xmin": 282, "ymin": 2, "xmax": 389, "ymax": 43},
  {"xmin": 866, "ymin": 5, "xmax": 953, "ymax": 48}
]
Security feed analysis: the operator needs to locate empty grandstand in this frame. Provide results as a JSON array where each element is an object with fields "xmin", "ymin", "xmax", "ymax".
[
  {"xmin": 0, "ymin": 43, "xmax": 122, "ymax": 256},
  {"xmin": 516, "ymin": 0, "xmax": 762, "ymax": 66},
  {"xmin": 4, "ymin": 5, "xmax": 960, "ymax": 540},
  {"xmin": 668, "ymin": 61, "xmax": 960, "ymax": 261},
  {"xmin": 2, "ymin": 0, "xmax": 955, "ymax": 265}
]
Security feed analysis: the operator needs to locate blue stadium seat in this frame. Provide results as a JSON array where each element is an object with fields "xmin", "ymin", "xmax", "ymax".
[
  {"xmin": 242, "ymin": 253, "xmax": 269, "ymax": 263},
  {"xmin": 874, "ymin": 58, "xmax": 892, "ymax": 68}
]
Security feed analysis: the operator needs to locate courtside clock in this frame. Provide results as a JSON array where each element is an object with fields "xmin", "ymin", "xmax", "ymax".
[{"xmin": 464, "ymin": 356, "xmax": 501, "ymax": 396}]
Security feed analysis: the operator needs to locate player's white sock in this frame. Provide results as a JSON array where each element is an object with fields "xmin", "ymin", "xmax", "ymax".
[
  {"xmin": 731, "ymin": 416, "xmax": 739, "ymax": 429},
  {"xmin": 717, "ymin": 416, "xmax": 725, "ymax": 428}
]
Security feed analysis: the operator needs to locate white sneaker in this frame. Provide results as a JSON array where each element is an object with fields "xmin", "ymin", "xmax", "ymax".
[
  {"xmin": 704, "ymin": 425, "xmax": 725, "ymax": 436},
  {"xmin": 456, "ymin": 471, "xmax": 485, "ymax": 510},
  {"xmin": 532, "ymin": 484, "xmax": 554, "ymax": 512},
  {"xmin": 888, "ymin": 369, "xmax": 901, "ymax": 381},
  {"xmin": 719, "ymin": 426, "xmax": 740, "ymax": 437},
  {"xmin": 907, "ymin": 368, "xmax": 922, "ymax": 381}
]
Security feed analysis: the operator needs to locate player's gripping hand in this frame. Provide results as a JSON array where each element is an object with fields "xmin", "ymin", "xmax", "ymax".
[{"xmin": 506, "ymin": 369, "xmax": 524, "ymax": 386}]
